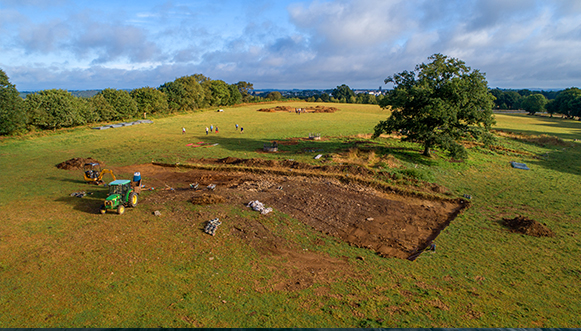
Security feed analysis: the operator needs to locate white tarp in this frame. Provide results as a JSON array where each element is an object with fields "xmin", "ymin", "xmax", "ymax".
[{"xmin": 247, "ymin": 200, "xmax": 273, "ymax": 215}]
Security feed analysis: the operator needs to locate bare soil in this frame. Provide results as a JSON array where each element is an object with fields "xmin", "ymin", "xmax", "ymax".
[
  {"xmin": 257, "ymin": 105, "xmax": 339, "ymax": 113},
  {"xmin": 56, "ymin": 157, "xmax": 104, "ymax": 170},
  {"xmin": 116, "ymin": 160, "xmax": 467, "ymax": 261},
  {"xmin": 502, "ymin": 216, "xmax": 555, "ymax": 237}
]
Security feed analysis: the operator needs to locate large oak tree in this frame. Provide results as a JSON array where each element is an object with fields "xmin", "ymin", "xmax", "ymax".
[{"xmin": 373, "ymin": 54, "xmax": 495, "ymax": 159}]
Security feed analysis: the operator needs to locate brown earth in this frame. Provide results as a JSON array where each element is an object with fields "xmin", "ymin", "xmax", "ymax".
[
  {"xmin": 56, "ymin": 157, "xmax": 104, "ymax": 170},
  {"xmin": 116, "ymin": 160, "xmax": 467, "ymax": 261},
  {"xmin": 257, "ymin": 105, "xmax": 339, "ymax": 113},
  {"xmin": 502, "ymin": 216, "xmax": 555, "ymax": 237}
]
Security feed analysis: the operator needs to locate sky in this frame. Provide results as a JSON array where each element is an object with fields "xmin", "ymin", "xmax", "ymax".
[{"xmin": 1, "ymin": 0, "xmax": 580, "ymax": 91}]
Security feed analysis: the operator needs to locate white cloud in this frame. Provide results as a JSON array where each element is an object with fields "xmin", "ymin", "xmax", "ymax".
[{"xmin": 1, "ymin": 0, "xmax": 581, "ymax": 90}]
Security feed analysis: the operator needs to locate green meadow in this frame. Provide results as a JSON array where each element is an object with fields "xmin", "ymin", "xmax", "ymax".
[{"xmin": 0, "ymin": 102, "xmax": 580, "ymax": 327}]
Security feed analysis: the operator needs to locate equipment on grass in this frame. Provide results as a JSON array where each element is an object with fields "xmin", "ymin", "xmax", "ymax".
[
  {"xmin": 83, "ymin": 163, "xmax": 116, "ymax": 185},
  {"xmin": 99, "ymin": 179, "xmax": 140, "ymax": 215},
  {"xmin": 204, "ymin": 218, "xmax": 221, "ymax": 236}
]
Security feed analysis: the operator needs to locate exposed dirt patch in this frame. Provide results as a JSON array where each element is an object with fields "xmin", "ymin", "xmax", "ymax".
[
  {"xmin": 257, "ymin": 105, "xmax": 339, "ymax": 113},
  {"xmin": 116, "ymin": 161, "xmax": 467, "ymax": 261},
  {"xmin": 502, "ymin": 216, "xmax": 555, "ymax": 237},
  {"xmin": 190, "ymin": 193, "xmax": 225, "ymax": 205},
  {"xmin": 56, "ymin": 157, "xmax": 104, "ymax": 170},
  {"xmin": 232, "ymin": 217, "xmax": 351, "ymax": 292}
]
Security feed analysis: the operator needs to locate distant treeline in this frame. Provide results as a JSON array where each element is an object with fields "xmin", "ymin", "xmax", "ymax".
[
  {"xmin": 489, "ymin": 87, "xmax": 581, "ymax": 117},
  {"xmin": 2, "ymin": 67, "xmax": 581, "ymax": 136},
  {"xmin": 0, "ymin": 70, "xmax": 284, "ymax": 135},
  {"xmin": 294, "ymin": 84, "xmax": 385, "ymax": 104},
  {"xmin": 19, "ymin": 90, "xmax": 102, "ymax": 99},
  {"xmin": 304, "ymin": 84, "xmax": 581, "ymax": 117}
]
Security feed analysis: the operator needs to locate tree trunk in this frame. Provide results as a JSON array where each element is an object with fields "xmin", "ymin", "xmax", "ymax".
[{"xmin": 423, "ymin": 145, "xmax": 431, "ymax": 157}]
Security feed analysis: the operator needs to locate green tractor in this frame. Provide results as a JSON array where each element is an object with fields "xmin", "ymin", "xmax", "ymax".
[{"xmin": 100, "ymin": 179, "xmax": 139, "ymax": 215}]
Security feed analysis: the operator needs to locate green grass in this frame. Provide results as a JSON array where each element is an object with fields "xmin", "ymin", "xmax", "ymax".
[{"xmin": 0, "ymin": 104, "xmax": 580, "ymax": 327}]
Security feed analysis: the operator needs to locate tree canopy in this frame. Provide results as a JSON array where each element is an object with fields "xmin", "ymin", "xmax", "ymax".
[
  {"xmin": 236, "ymin": 81, "xmax": 254, "ymax": 102},
  {"xmin": 130, "ymin": 87, "xmax": 168, "ymax": 115},
  {"xmin": 332, "ymin": 84, "xmax": 355, "ymax": 102},
  {"xmin": 521, "ymin": 94, "xmax": 547, "ymax": 115},
  {"xmin": 266, "ymin": 91, "xmax": 282, "ymax": 101},
  {"xmin": 0, "ymin": 69, "xmax": 25, "ymax": 135},
  {"xmin": 373, "ymin": 54, "xmax": 495, "ymax": 159},
  {"xmin": 98, "ymin": 88, "xmax": 138, "ymax": 120},
  {"xmin": 25, "ymin": 89, "xmax": 87, "ymax": 130},
  {"xmin": 550, "ymin": 87, "xmax": 581, "ymax": 118}
]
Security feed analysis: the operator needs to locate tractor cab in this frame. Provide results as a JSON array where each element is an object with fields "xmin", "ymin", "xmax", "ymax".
[
  {"xmin": 108, "ymin": 179, "xmax": 131, "ymax": 196},
  {"xmin": 84, "ymin": 163, "xmax": 101, "ymax": 180}
]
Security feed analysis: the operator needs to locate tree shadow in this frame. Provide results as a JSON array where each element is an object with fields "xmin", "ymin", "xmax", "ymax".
[
  {"xmin": 495, "ymin": 114, "xmax": 581, "ymax": 141},
  {"xmin": 489, "ymin": 114, "xmax": 581, "ymax": 176},
  {"xmin": 521, "ymin": 145, "xmax": 581, "ymax": 177},
  {"xmin": 184, "ymin": 134, "xmax": 440, "ymax": 167}
]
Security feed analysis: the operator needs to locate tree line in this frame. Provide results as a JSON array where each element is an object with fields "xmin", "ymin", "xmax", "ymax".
[
  {"xmin": 2, "ymin": 66, "xmax": 581, "ymax": 136},
  {"xmin": 0, "ymin": 69, "xmax": 268, "ymax": 135},
  {"xmin": 490, "ymin": 87, "xmax": 581, "ymax": 117},
  {"xmin": 299, "ymin": 83, "xmax": 581, "ymax": 117},
  {"xmin": 295, "ymin": 84, "xmax": 385, "ymax": 105}
]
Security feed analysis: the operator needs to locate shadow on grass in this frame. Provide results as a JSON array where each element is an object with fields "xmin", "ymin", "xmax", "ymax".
[
  {"xmin": 524, "ymin": 146, "xmax": 581, "ymax": 177},
  {"xmin": 181, "ymin": 134, "xmax": 440, "ymax": 166},
  {"xmin": 54, "ymin": 188, "xmax": 109, "ymax": 214},
  {"xmin": 495, "ymin": 113, "xmax": 581, "ymax": 141},
  {"xmin": 55, "ymin": 195, "xmax": 103, "ymax": 214},
  {"xmin": 492, "ymin": 118, "xmax": 581, "ymax": 176},
  {"xmin": 47, "ymin": 176, "xmax": 88, "ymax": 184}
]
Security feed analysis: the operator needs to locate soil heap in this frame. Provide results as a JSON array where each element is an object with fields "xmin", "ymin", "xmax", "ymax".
[
  {"xmin": 56, "ymin": 157, "xmax": 104, "ymax": 170},
  {"xmin": 502, "ymin": 216, "xmax": 555, "ymax": 237}
]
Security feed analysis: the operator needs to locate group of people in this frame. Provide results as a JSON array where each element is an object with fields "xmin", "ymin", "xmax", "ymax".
[
  {"xmin": 183, "ymin": 123, "xmax": 244, "ymax": 135},
  {"xmin": 205, "ymin": 125, "xmax": 218, "ymax": 135}
]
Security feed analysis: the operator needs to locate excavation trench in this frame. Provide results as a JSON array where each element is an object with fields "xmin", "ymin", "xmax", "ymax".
[{"xmin": 116, "ymin": 160, "xmax": 468, "ymax": 260}]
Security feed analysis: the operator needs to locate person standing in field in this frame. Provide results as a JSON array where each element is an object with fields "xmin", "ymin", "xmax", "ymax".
[
  {"xmin": 240, "ymin": 127, "xmax": 244, "ymax": 133},
  {"xmin": 235, "ymin": 123, "xmax": 239, "ymax": 130},
  {"xmin": 182, "ymin": 127, "xmax": 186, "ymax": 134},
  {"xmin": 206, "ymin": 127, "xmax": 209, "ymax": 135},
  {"xmin": 210, "ymin": 125, "xmax": 213, "ymax": 132},
  {"xmin": 215, "ymin": 126, "xmax": 219, "ymax": 133}
]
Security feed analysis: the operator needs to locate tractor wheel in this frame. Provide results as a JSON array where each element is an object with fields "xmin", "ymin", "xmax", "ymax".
[
  {"xmin": 117, "ymin": 205, "xmax": 125, "ymax": 215},
  {"xmin": 99, "ymin": 205, "xmax": 106, "ymax": 214},
  {"xmin": 128, "ymin": 192, "xmax": 138, "ymax": 207}
]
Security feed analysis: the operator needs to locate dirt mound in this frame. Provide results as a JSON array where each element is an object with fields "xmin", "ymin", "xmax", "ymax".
[
  {"xmin": 56, "ymin": 157, "xmax": 104, "ymax": 170},
  {"xmin": 311, "ymin": 105, "xmax": 339, "ymax": 113},
  {"xmin": 257, "ymin": 106, "xmax": 294, "ymax": 112},
  {"xmin": 257, "ymin": 105, "xmax": 339, "ymax": 113},
  {"xmin": 191, "ymin": 193, "xmax": 225, "ymax": 205},
  {"xmin": 502, "ymin": 216, "xmax": 555, "ymax": 237},
  {"xmin": 218, "ymin": 157, "xmax": 244, "ymax": 165}
]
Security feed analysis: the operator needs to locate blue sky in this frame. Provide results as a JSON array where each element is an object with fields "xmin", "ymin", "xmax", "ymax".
[{"xmin": 1, "ymin": 0, "xmax": 580, "ymax": 91}]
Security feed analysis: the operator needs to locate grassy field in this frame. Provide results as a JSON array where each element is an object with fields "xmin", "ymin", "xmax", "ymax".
[{"xmin": 0, "ymin": 102, "xmax": 580, "ymax": 327}]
